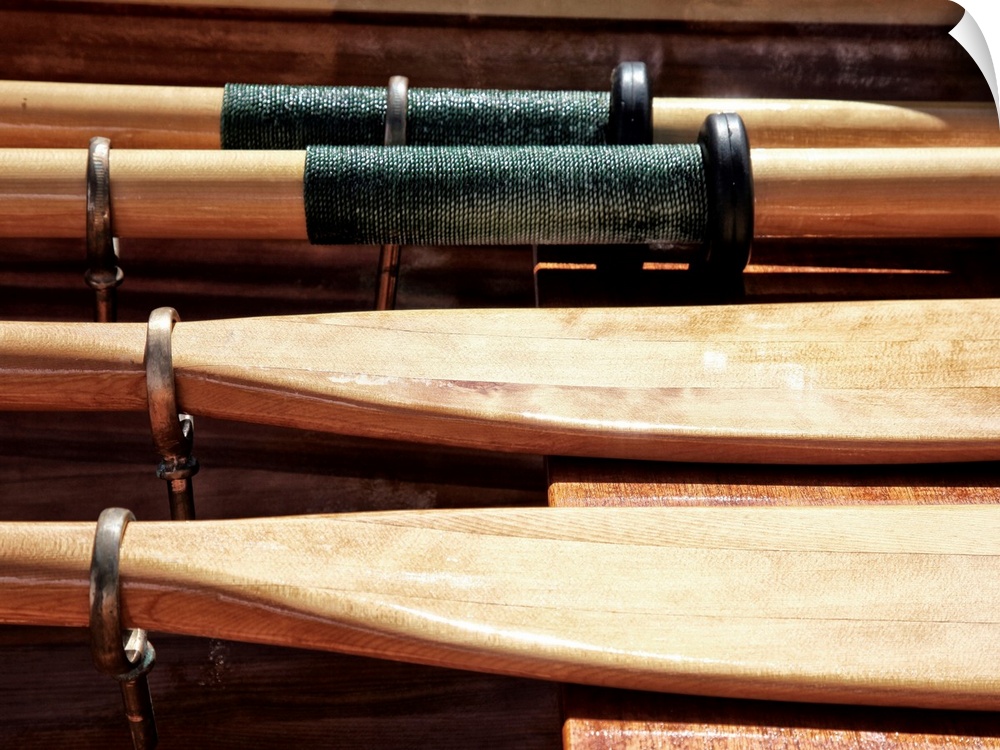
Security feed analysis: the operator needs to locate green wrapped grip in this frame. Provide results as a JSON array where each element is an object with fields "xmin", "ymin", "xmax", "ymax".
[
  {"xmin": 304, "ymin": 145, "xmax": 707, "ymax": 246},
  {"xmin": 222, "ymin": 84, "xmax": 611, "ymax": 148}
]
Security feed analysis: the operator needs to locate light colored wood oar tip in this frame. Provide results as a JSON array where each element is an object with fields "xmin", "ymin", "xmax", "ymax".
[
  {"xmin": 0, "ymin": 80, "xmax": 224, "ymax": 148},
  {"xmin": 0, "ymin": 148, "xmax": 308, "ymax": 239}
]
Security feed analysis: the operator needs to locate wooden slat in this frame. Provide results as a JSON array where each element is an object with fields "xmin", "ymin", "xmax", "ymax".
[
  {"xmin": 50, "ymin": 0, "xmax": 968, "ymax": 25},
  {"xmin": 0, "ymin": 7, "xmax": 987, "ymax": 102}
]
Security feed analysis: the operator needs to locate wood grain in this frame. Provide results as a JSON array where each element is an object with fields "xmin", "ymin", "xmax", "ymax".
[
  {"xmin": 0, "ymin": 80, "xmax": 223, "ymax": 149},
  {"xmin": 2, "ymin": 3, "xmax": 995, "ymax": 749},
  {"xmin": 50, "ymin": 0, "xmax": 967, "ymax": 24},
  {"xmin": 1, "ymin": 505, "xmax": 999, "ymax": 710},
  {"xmin": 753, "ymin": 148, "xmax": 1000, "ymax": 237},
  {"xmin": 654, "ymin": 99, "xmax": 1000, "ymax": 147},
  {"xmin": 0, "ymin": 6, "xmax": 985, "ymax": 104},
  {"xmin": 1, "ymin": 300, "xmax": 999, "ymax": 463},
  {"xmin": 2, "ymin": 80, "xmax": 996, "ymax": 149},
  {"xmin": 561, "ymin": 687, "xmax": 1000, "ymax": 750},
  {"xmin": 549, "ymin": 460, "xmax": 1000, "ymax": 749}
]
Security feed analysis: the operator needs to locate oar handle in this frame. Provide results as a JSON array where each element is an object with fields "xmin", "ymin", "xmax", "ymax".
[
  {"xmin": 0, "ymin": 113, "xmax": 756, "ymax": 271},
  {"xmin": 223, "ymin": 83, "xmax": 614, "ymax": 148},
  {"xmin": 304, "ymin": 143, "xmax": 710, "ymax": 246}
]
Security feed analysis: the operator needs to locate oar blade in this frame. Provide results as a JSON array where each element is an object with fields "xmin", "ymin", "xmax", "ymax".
[
  {"xmin": 111, "ymin": 506, "xmax": 1000, "ymax": 711},
  {"xmin": 171, "ymin": 299, "xmax": 1000, "ymax": 463}
]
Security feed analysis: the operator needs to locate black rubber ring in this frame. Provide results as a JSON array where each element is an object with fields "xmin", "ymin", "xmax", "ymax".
[
  {"xmin": 608, "ymin": 62, "xmax": 652, "ymax": 145},
  {"xmin": 692, "ymin": 112, "xmax": 754, "ymax": 275}
]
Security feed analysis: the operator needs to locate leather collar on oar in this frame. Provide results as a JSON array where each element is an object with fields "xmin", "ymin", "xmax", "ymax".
[
  {"xmin": 2, "ymin": 504, "xmax": 998, "ymax": 710},
  {"xmin": 1, "ymin": 298, "xmax": 998, "ymax": 464}
]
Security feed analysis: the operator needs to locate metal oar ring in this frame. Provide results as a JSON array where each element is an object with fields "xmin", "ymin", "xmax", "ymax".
[
  {"xmin": 145, "ymin": 307, "xmax": 199, "ymax": 520},
  {"xmin": 90, "ymin": 508, "xmax": 158, "ymax": 750},
  {"xmin": 85, "ymin": 136, "xmax": 124, "ymax": 322},
  {"xmin": 90, "ymin": 508, "xmax": 155, "ymax": 678}
]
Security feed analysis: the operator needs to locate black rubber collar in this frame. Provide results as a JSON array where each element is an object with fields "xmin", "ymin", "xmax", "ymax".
[
  {"xmin": 692, "ymin": 112, "xmax": 754, "ymax": 275},
  {"xmin": 608, "ymin": 62, "xmax": 653, "ymax": 145}
]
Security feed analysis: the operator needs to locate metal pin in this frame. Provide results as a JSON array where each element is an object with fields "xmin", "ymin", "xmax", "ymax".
[
  {"xmin": 84, "ymin": 137, "xmax": 124, "ymax": 322},
  {"xmin": 375, "ymin": 75, "xmax": 409, "ymax": 311},
  {"xmin": 90, "ymin": 508, "xmax": 158, "ymax": 750}
]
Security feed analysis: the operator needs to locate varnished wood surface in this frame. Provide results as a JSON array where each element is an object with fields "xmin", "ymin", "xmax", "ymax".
[
  {"xmin": 3, "ymin": 505, "xmax": 1000, "ymax": 710},
  {"xmin": 2, "ymin": 300, "xmax": 999, "ymax": 463},
  {"xmin": 51, "ymin": 0, "xmax": 967, "ymax": 25},
  {"xmin": 654, "ymin": 99, "xmax": 1000, "ymax": 147},
  {"xmin": 752, "ymin": 148, "xmax": 1000, "ymax": 237},
  {"xmin": 5, "ymin": 147, "xmax": 1000, "ymax": 239},
  {"xmin": 3, "ymin": 80, "xmax": 997, "ymax": 149},
  {"xmin": 562, "ymin": 687, "xmax": 1000, "ymax": 750},
  {"xmin": 0, "ymin": 80, "xmax": 224, "ymax": 149},
  {"xmin": 548, "ymin": 459, "xmax": 1000, "ymax": 507},
  {"xmin": 0, "ymin": 6, "xmax": 987, "ymax": 104}
]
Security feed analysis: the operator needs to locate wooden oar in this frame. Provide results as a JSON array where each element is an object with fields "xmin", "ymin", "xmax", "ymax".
[
  {"xmin": 3, "ymin": 504, "xmax": 999, "ymax": 710},
  {"xmin": 1, "ymin": 145, "xmax": 999, "ymax": 239},
  {"xmin": 2, "ymin": 299, "xmax": 998, "ymax": 464},
  {"xmin": 1, "ymin": 80, "xmax": 995, "ymax": 149}
]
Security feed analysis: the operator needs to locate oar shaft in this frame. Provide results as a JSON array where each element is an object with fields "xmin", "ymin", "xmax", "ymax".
[
  {"xmin": 654, "ymin": 98, "xmax": 1000, "ymax": 148},
  {"xmin": 0, "ymin": 146, "xmax": 998, "ymax": 239},
  {"xmin": 2, "ymin": 80, "xmax": 996, "ymax": 149},
  {"xmin": 0, "ymin": 149, "xmax": 307, "ymax": 240},
  {"xmin": 753, "ymin": 147, "xmax": 1000, "ymax": 237}
]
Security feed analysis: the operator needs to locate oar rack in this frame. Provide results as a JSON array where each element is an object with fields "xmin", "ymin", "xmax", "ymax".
[{"xmin": 2, "ymin": 6, "xmax": 1000, "ymax": 750}]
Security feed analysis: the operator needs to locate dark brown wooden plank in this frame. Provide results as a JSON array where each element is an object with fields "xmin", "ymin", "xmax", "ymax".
[
  {"xmin": 0, "ymin": 4, "xmax": 989, "ymax": 101},
  {"xmin": 0, "ymin": 628, "xmax": 561, "ymax": 749},
  {"xmin": 0, "ymin": 239, "xmax": 536, "ymax": 321}
]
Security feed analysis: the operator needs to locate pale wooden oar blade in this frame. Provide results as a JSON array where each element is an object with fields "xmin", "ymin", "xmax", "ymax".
[
  {"xmin": 2, "ymin": 506, "xmax": 999, "ymax": 710},
  {"xmin": 1, "ymin": 299, "xmax": 998, "ymax": 464}
]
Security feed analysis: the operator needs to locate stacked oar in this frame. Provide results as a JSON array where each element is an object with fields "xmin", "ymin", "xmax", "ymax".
[{"xmin": 3, "ymin": 67, "xmax": 1000, "ymax": 750}]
